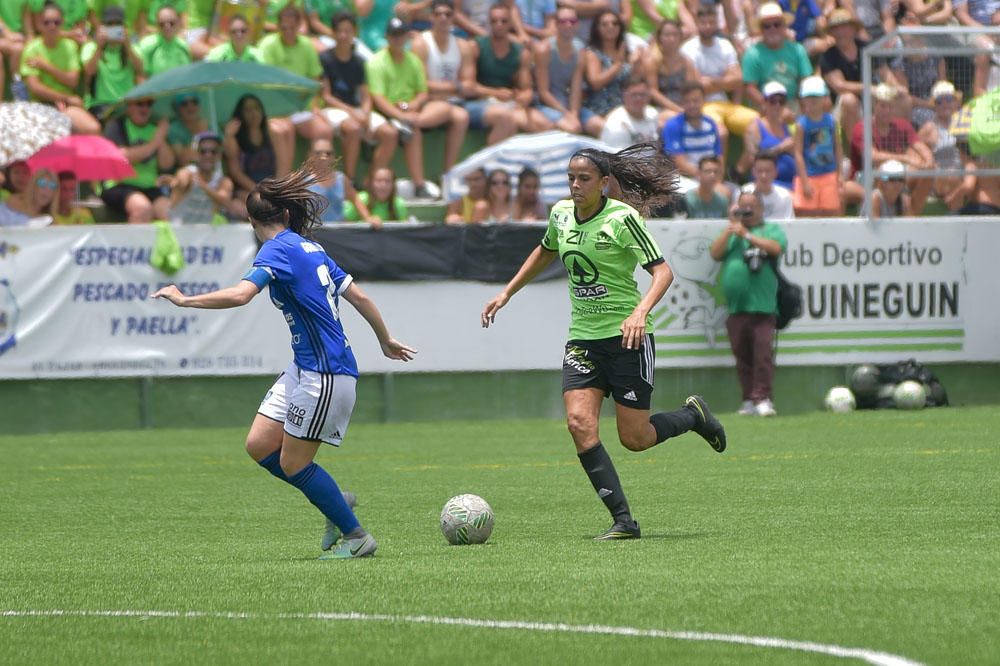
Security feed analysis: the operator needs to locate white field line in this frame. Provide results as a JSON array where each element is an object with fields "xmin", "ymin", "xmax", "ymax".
[{"xmin": 1, "ymin": 609, "xmax": 923, "ymax": 666}]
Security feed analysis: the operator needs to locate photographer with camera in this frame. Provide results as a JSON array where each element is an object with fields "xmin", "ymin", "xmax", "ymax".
[
  {"xmin": 81, "ymin": 6, "xmax": 144, "ymax": 117},
  {"xmin": 709, "ymin": 189, "xmax": 787, "ymax": 417}
]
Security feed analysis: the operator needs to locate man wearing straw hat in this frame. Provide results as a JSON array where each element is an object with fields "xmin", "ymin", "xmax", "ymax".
[{"xmin": 742, "ymin": 2, "xmax": 812, "ymax": 110}]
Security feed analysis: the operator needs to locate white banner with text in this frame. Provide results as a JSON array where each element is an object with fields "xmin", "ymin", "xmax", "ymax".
[{"xmin": 0, "ymin": 219, "xmax": 996, "ymax": 378}]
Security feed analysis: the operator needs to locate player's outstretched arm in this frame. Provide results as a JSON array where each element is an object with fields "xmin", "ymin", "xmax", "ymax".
[
  {"xmin": 342, "ymin": 283, "xmax": 416, "ymax": 362},
  {"xmin": 151, "ymin": 281, "xmax": 260, "ymax": 309},
  {"xmin": 481, "ymin": 245, "xmax": 557, "ymax": 328}
]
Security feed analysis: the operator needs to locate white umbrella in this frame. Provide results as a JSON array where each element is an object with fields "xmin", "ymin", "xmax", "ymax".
[
  {"xmin": 0, "ymin": 102, "xmax": 72, "ymax": 167},
  {"xmin": 441, "ymin": 131, "xmax": 615, "ymax": 204}
]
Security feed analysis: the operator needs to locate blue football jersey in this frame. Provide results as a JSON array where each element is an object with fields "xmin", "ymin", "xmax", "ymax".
[{"xmin": 247, "ymin": 229, "xmax": 359, "ymax": 377}]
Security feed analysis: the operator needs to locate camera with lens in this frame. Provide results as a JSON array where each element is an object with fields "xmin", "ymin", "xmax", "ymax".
[
  {"xmin": 104, "ymin": 25, "xmax": 125, "ymax": 42},
  {"xmin": 744, "ymin": 246, "xmax": 766, "ymax": 273}
]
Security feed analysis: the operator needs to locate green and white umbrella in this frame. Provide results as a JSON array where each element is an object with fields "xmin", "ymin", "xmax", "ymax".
[
  {"xmin": 120, "ymin": 61, "xmax": 320, "ymax": 132},
  {"xmin": 0, "ymin": 102, "xmax": 72, "ymax": 167}
]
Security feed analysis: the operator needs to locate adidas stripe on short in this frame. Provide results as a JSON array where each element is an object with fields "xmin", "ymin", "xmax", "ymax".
[
  {"xmin": 258, "ymin": 362, "xmax": 357, "ymax": 445},
  {"xmin": 561, "ymin": 334, "xmax": 655, "ymax": 409}
]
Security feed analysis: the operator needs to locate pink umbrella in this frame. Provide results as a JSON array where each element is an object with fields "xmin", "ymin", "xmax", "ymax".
[{"xmin": 27, "ymin": 135, "xmax": 136, "ymax": 181}]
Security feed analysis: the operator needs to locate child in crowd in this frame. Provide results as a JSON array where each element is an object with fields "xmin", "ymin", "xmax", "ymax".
[
  {"xmin": 867, "ymin": 160, "xmax": 912, "ymax": 218},
  {"xmin": 344, "ymin": 167, "xmax": 410, "ymax": 225},
  {"xmin": 792, "ymin": 76, "xmax": 843, "ymax": 217}
]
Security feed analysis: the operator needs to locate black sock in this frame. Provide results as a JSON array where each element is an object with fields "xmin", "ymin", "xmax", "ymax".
[
  {"xmin": 578, "ymin": 442, "xmax": 632, "ymax": 523},
  {"xmin": 650, "ymin": 406, "xmax": 698, "ymax": 444}
]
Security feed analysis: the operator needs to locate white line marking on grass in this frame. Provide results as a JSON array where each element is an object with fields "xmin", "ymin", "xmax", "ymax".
[{"xmin": 2, "ymin": 609, "xmax": 924, "ymax": 666}]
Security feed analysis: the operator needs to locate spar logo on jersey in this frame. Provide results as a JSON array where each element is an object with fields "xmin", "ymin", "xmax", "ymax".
[
  {"xmin": 0, "ymin": 279, "xmax": 19, "ymax": 357},
  {"xmin": 562, "ymin": 251, "xmax": 607, "ymax": 299}
]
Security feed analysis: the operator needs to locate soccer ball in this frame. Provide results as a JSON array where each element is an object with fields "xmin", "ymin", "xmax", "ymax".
[
  {"xmin": 850, "ymin": 364, "xmax": 881, "ymax": 401},
  {"xmin": 440, "ymin": 494, "xmax": 495, "ymax": 545},
  {"xmin": 893, "ymin": 380, "xmax": 927, "ymax": 410},
  {"xmin": 824, "ymin": 386, "xmax": 856, "ymax": 413}
]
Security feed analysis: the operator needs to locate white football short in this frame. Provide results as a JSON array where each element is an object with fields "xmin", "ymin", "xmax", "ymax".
[{"xmin": 258, "ymin": 362, "xmax": 357, "ymax": 446}]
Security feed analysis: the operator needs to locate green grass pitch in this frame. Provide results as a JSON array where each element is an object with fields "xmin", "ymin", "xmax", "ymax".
[{"xmin": 2, "ymin": 407, "xmax": 998, "ymax": 665}]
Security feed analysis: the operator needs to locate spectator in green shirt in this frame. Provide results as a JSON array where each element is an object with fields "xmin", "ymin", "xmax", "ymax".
[
  {"xmin": 741, "ymin": 3, "xmax": 812, "ymax": 111},
  {"xmin": 204, "ymin": 14, "xmax": 261, "ymax": 62},
  {"xmin": 683, "ymin": 156, "xmax": 730, "ymax": 218},
  {"xmin": 101, "ymin": 97, "xmax": 175, "ymax": 222},
  {"xmin": 137, "ymin": 5, "xmax": 191, "ymax": 78},
  {"xmin": 21, "ymin": 3, "xmax": 101, "ymax": 134},
  {"xmin": 368, "ymin": 17, "xmax": 469, "ymax": 199},
  {"xmin": 167, "ymin": 92, "xmax": 208, "ymax": 165},
  {"xmin": 32, "ymin": 0, "xmax": 89, "ymax": 42},
  {"xmin": 344, "ymin": 166, "xmax": 410, "ymax": 223},
  {"xmin": 81, "ymin": 5, "xmax": 144, "ymax": 116},
  {"xmin": 0, "ymin": 1, "xmax": 31, "ymax": 100},
  {"xmin": 258, "ymin": 4, "xmax": 334, "ymax": 143},
  {"xmin": 709, "ymin": 188, "xmax": 788, "ymax": 417}
]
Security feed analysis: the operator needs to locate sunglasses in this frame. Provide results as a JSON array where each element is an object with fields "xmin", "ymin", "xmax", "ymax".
[
  {"xmin": 159, "ymin": 20, "xmax": 176, "ymax": 28},
  {"xmin": 131, "ymin": 100, "xmax": 154, "ymax": 108},
  {"xmin": 557, "ymin": 17, "xmax": 578, "ymax": 24},
  {"xmin": 37, "ymin": 178, "xmax": 58, "ymax": 190},
  {"xmin": 761, "ymin": 21, "xmax": 784, "ymax": 30},
  {"xmin": 230, "ymin": 26, "xmax": 248, "ymax": 34},
  {"xmin": 199, "ymin": 147, "xmax": 219, "ymax": 155},
  {"xmin": 935, "ymin": 96, "xmax": 956, "ymax": 104},
  {"xmin": 312, "ymin": 150, "xmax": 333, "ymax": 156},
  {"xmin": 766, "ymin": 95, "xmax": 787, "ymax": 104},
  {"xmin": 43, "ymin": 18, "xmax": 63, "ymax": 26},
  {"xmin": 180, "ymin": 98, "xmax": 199, "ymax": 106},
  {"xmin": 434, "ymin": 10, "xmax": 453, "ymax": 17}
]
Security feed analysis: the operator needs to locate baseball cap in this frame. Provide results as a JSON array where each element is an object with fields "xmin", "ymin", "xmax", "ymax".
[
  {"xmin": 193, "ymin": 131, "xmax": 221, "ymax": 148},
  {"xmin": 873, "ymin": 83, "xmax": 898, "ymax": 102},
  {"xmin": 931, "ymin": 80, "xmax": 956, "ymax": 100},
  {"xmin": 386, "ymin": 16, "xmax": 407, "ymax": 35},
  {"xmin": 762, "ymin": 81, "xmax": 787, "ymax": 98},
  {"xmin": 798, "ymin": 76, "xmax": 828, "ymax": 98},
  {"xmin": 878, "ymin": 160, "xmax": 906, "ymax": 181},
  {"xmin": 101, "ymin": 5, "xmax": 125, "ymax": 23}
]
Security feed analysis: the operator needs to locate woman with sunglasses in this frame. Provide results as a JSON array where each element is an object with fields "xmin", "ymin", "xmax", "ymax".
[
  {"xmin": 737, "ymin": 80, "xmax": 796, "ymax": 189},
  {"xmin": 205, "ymin": 14, "xmax": 262, "ymax": 63},
  {"xmin": 484, "ymin": 168, "xmax": 514, "ymax": 223},
  {"xmin": 482, "ymin": 143, "xmax": 726, "ymax": 541},
  {"xmin": 153, "ymin": 162, "xmax": 416, "ymax": 559},
  {"xmin": 21, "ymin": 3, "xmax": 101, "ymax": 135},
  {"xmin": 0, "ymin": 168, "xmax": 59, "ymax": 227},
  {"xmin": 167, "ymin": 132, "xmax": 234, "ymax": 224}
]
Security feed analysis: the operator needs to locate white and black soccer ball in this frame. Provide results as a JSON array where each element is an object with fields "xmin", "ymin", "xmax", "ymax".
[
  {"xmin": 824, "ymin": 386, "xmax": 856, "ymax": 413},
  {"xmin": 440, "ymin": 494, "xmax": 494, "ymax": 545},
  {"xmin": 893, "ymin": 380, "xmax": 927, "ymax": 410}
]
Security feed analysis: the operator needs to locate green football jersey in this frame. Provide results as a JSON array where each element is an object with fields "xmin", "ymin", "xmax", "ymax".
[{"xmin": 541, "ymin": 198, "xmax": 664, "ymax": 341}]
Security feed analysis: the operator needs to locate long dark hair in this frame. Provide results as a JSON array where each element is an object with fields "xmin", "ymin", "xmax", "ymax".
[
  {"xmin": 588, "ymin": 10, "xmax": 625, "ymax": 51},
  {"xmin": 246, "ymin": 160, "xmax": 328, "ymax": 238},
  {"xmin": 233, "ymin": 94, "xmax": 271, "ymax": 151},
  {"xmin": 571, "ymin": 142, "xmax": 678, "ymax": 217}
]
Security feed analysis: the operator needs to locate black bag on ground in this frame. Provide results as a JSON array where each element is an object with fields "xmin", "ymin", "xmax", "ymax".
[{"xmin": 862, "ymin": 359, "xmax": 950, "ymax": 409}]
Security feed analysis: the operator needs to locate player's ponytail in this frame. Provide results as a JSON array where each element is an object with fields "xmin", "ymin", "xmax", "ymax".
[
  {"xmin": 246, "ymin": 160, "xmax": 329, "ymax": 238},
  {"xmin": 572, "ymin": 142, "xmax": 679, "ymax": 217}
]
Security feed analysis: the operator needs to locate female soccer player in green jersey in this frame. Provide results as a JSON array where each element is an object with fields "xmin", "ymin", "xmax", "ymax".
[{"xmin": 481, "ymin": 143, "xmax": 727, "ymax": 540}]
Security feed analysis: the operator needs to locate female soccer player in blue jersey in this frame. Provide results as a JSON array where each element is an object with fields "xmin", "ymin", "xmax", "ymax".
[
  {"xmin": 482, "ymin": 143, "xmax": 726, "ymax": 540},
  {"xmin": 153, "ymin": 165, "xmax": 415, "ymax": 559}
]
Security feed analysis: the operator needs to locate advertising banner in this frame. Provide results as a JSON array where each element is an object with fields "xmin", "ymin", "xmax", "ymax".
[
  {"xmin": 0, "ymin": 219, "xmax": 996, "ymax": 378},
  {"xmin": 0, "ymin": 225, "xmax": 289, "ymax": 378}
]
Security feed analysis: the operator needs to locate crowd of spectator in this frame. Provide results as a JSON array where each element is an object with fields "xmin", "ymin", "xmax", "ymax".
[{"xmin": 0, "ymin": 0, "xmax": 998, "ymax": 227}]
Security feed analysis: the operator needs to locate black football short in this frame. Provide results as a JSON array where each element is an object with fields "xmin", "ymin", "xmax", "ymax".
[{"xmin": 561, "ymin": 334, "xmax": 655, "ymax": 409}]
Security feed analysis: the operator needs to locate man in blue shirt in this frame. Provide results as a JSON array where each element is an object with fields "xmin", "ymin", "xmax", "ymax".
[{"xmin": 661, "ymin": 81, "xmax": 724, "ymax": 180}]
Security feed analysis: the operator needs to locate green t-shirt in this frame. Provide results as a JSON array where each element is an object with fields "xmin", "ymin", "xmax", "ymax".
[
  {"xmin": 541, "ymin": 198, "xmax": 663, "ymax": 340},
  {"xmin": 719, "ymin": 221, "xmax": 788, "ymax": 315},
  {"xmin": 105, "ymin": 117, "xmax": 160, "ymax": 188},
  {"xmin": 87, "ymin": 0, "xmax": 151, "ymax": 31},
  {"xmin": 629, "ymin": 0, "xmax": 677, "ymax": 42},
  {"xmin": 80, "ymin": 41, "xmax": 140, "ymax": 107},
  {"xmin": 257, "ymin": 33, "xmax": 322, "ymax": 79},
  {"xmin": 365, "ymin": 48, "xmax": 427, "ymax": 104},
  {"xmin": 31, "ymin": 0, "xmax": 88, "ymax": 26},
  {"xmin": 21, "ymin": 38, "xmax": 81, "ymax": 98},
  {"xmin": 0, "ymin": 0, "xmax": 30, "ymax": 32},
  {"xmin": 684, "ymin": 189, "xmax": 729, "ymax": 219},
  {"xmin": 205, "ymin": 41, "xmax": 261, "ymax": 63},
  {"xmin": 741, "ymin": 40, "xmax": 812, "ymax": 98},
  {"xmin": 358, "ymin": 0, "xmax": 393, "ymax": 51},
  {"xmin": 137, "ymin": 33, "xmax": 191, "ymax": 77},
  {"xmin": 343, "ymin": 191, "xmax": 408, "ymax": 221}
]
